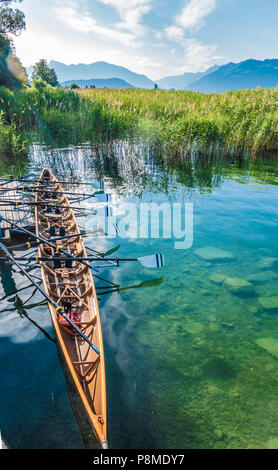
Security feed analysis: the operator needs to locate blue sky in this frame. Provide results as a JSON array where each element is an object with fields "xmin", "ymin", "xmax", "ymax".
[{"xmin": 12, "ymin": 0, "xmax": 278, "ymax": 79}]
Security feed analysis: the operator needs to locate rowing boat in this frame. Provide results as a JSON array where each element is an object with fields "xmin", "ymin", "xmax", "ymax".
[{"xmin": 35, "ymin": 168, "xmax": 108, "ymax": 448}]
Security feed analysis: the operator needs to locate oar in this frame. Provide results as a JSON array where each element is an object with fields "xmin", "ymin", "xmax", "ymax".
[
  {"xmin": 0, "ymin": 282, "xmax": 41, "ymax": 302},
  {"xmin": 0, "ymin": 241, "xmax": 100, "ymax": 355},
  {"xmin": 0, "ymin": 215, "xmax": 99, "ymax": 273},
  {"xmin": 0, "ymin": 200, "xmax": 90, "ymax": 210},
  {"xmin": 100, "ymin": 245, "xmax": 121, "ymax": 258},
  {"xmin": 88, "ymin": 254, "xmax": 165, "ymax": 269},
  {"xmin": 97, "ymin": 277, "xmax": 164, "ymax": 295},
  {"xmin": 2, "ymin": 254, "xmax": 165, "ymax": 268},
  {"xmin": 7, "ymin": 232, "xmax": 85, "ymax": 250},
  {"xmin": 13, "ymin": 294, "xmax": 55, "ymax": 343},
  {"xmin": 18, "ymin": 187, "xmax": 99, "ymax": 198},
  {"xmin": 10, "ymin": 178, "xmax": 104, "ymax": 187},
  {"xmin": 0, "ymin": 177, "xmax": 20, "ymax": 187},
  {"xmin": 1, "ymin": 214, "xmax": 119, "ymax": 287},
  {"xmin": 0, "ymin": 186, "xmax": 22, "ymax": 193},
  {"xmin": 0, "ymin": 191, "xmax": 111, "ymax": 205}
]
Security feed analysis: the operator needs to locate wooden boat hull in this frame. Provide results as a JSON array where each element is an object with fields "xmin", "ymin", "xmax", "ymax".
[{"xmin": 35, "ymin": 168, "xmax": 108, "ymax": 448}]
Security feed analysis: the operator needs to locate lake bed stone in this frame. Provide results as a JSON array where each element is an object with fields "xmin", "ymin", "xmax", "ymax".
[
  {"xmin": 223, "ymin": 276, "xmax": 255, "ymax": 295},
  {"xmin": 194, "ymin": 246, "xmax": 235, "ymax": 262},
  {"xmin": 246, "ymin": 271, "xmax": 278, "ymax": 283},
  {"xmin": 184, "ymin": 320, "xmax": 204, "ymax": 335},
  {"xmin": 248, "ymin": 305, "xmax": 258, "ymax": 314},
  {"xmin": 256, "ymin": 257, "xmax": 278, "ymax": 270},
  {"xmin": 258, "ymin": 296, "xmax": 278, "ymax": 310},
  {"xmin": 255, "ymin": 337, "xmax": 278, "ymax": 358},
  {"xmin": 209, "ymin": 273, "xmax": 226, "ymax": 285}
]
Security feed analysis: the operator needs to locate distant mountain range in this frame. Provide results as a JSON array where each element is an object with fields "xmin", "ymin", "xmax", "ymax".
[
  {"xmin": 156, "ymin": 65, "xmax": 220, "ymax": 90},
  {"xmin": 27, "ymin": 58, "xmax": 278, "ymax": 92},
  {"xmin": 62, "ymin": 77, "xmax": 135, "ymax": 89},
  {"xmin": 186, "ymin": 59, "xmax": 278, "ymax": 92},
  {"xmin": 49, "ymin": 60, "xmax": 154, "ymax": 89}
]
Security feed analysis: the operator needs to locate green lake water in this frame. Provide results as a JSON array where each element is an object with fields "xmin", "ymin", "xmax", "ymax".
[{"xmin": 0, "ymin": 142, "xmax": 278, "ymax": 449}]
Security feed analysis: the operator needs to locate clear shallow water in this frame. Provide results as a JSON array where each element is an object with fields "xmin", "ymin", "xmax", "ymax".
[{"xmin": 0, "ymin": 142, "xmax": 278, "ymax": 449}]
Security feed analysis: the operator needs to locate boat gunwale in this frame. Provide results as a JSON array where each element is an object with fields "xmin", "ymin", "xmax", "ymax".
[{"xmin": 35, "ymin": 167, "xmax": 107, "ymax": 447}]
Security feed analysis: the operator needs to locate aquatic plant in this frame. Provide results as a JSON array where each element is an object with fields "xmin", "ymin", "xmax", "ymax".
[
  {"xmin": 1, "ymin": 85, "xmax": 278, "ymax": 157},
  {"xmin": 81, "ymin": 87, "xmax": 278, "ymax": 157}
]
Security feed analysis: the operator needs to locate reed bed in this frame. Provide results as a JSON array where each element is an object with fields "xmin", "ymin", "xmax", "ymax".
[
  {"xmin": 80, "ymin": 87, "xmax": 278, "ymax": 157},
  {"xmin": 0, "ymin": 85, "xmax": 278, "ymax": 158}
]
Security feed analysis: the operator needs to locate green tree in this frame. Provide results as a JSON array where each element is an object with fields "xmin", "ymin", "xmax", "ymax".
[
  {"xmin": 0, "ymin": 1, "xmax": 26, "ymax": 88},
  {"xmin": 0, "ymin": 1, "xmax": 25, "ymax": 36},
  {"xmin": 32, "ymin": 59, "xmax": 59, "ymax": 87},
  {"xmin": 69, "ymin": 83, "xmax": 80, "ymax": 90}
]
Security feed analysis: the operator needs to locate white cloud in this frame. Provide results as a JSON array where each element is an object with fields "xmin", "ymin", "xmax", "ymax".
[
  {"xmin": 165, "ymin": 25, "xmax": 185, "ymax": 43},
  {"xmin": 177, "ymin": 0, "xmax": 217, "ymax": 31},
  {"xmin": 164, "ymin": 0, "xmax": 220, "ymax": 72},
  {"xmin": 97, "ymin": 0, "xmax": 153, "ymax": 34},
  {"xmin": 182, "ymin": 38, "xmax": 220, "ymax": 71},
  {"xmin": 52, "ymin": 7, "xmax": 140, "ymax": 47}
]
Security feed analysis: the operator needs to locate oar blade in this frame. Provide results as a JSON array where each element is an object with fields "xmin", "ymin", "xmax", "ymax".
[
  {"xmin": 101, "ymin": 244, "xmax": 121, "ymax": 258},
  {"xmin": 137, "ymin": 277, "xmax": 164, "ymax": 288},
  {"xmin": 138, "ymin": 254, "xmax": 164, "ymax": 268},
  {"xmin": 90, "ymin": 181, "xmax": 104, "ymax": 190},
  {"xmin": 94, "ymin": 193, "xmax": 112, "ymax": 203}
]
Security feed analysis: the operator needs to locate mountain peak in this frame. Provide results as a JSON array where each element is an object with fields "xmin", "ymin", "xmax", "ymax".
[
  {"xmin": 186, "ymin": 58, "xmax": 278, "ymax": 93},
  {"xmin": 48, "ymin": 60, "xmax": 155, "ymax": 89}
]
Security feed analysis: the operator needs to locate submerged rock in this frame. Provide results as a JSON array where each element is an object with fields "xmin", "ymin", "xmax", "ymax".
[
  {"xmin": 203, "ymin": 358, "xmax": 236, "ymax": 380},
  {"xmin": 209, "ymin": 273, "xmax": 226, "ymax": 285},
  {"xmin": 256, "ymin": 257, "xmax": 278, "ymax": 270},
  {"xmin": 258, "ymin": 296, "xmax": 278, "ymax": 310},
  {"xmin": 248, "ymin": 305, "xmax": 258, "ymax": 314},
  {"xmin": 223, "ymin": 276, "xmax": 255, "ymax": 296},
  {"xmin": 255, "ymin": 337, "xmax": 278, "ymax": 358},
  {"xmin": 207, "ymin": 384, "xmax": 222, "ymax": 395},
  {"xmin": 246, "ymin": 271, "xmax": 278, "ymax": 283},
  {"xmin": 184, "ymin": 320, "xmax": 204, "ymax": 335},
  {"xmin": 194, "ymin": 246, "xmax": 235, "ymax": 262}
]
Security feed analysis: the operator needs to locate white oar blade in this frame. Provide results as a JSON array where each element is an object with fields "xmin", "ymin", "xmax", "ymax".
[
  {"xmin": 138, "ymin": 254, "xmax": 164, "ymax": 268},
  {"xmin": 91, "ymin": 181, "xmax": 104, "ymax": 190},
  {"xmin": 105, "ymin": 206, "xmax": 113, "ymax": 217},
  {"xmin": 94, "ymin": 193, "xmax": 112, "ymax": 203}
]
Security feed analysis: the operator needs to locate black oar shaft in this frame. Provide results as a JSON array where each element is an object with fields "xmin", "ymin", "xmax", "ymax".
[
  {"xmin": 0, "ymin": 216, "xmax": 100, "ymax": 274},
  {"xmin": 18, "ymin": 178, "xmax": 98, "ymax": 186},
  {"xmin": 0, "ymin": 242, "xmax": 100, "ymax": 354},
  {"xmin": 0, "ymin": 257, "xmax": 136, "ymax": 262},
  {"xmin": 8, "ymin": 232, "xmax": 84, "ymax": 250},
  {"xmin": 0, "ymin": 186, "xmax": 21, "ymax": 192},
  {"xmin": 19, "ymin": 187, "xmax": 96, "ymax": 198},
  {"xmin": 0, "ymin": 215, "xmax": 120, "ymax": 286},
  {"xmin": 0, "ymin": 200, "xmax": 88, "ymax": 210}
]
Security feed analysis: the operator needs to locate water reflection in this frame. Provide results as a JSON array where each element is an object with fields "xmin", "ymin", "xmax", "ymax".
[
  {"xmin": 0, "ymin": 140, "xmax": 278, "ymax": 449},
  {"xmin": 26, "ymin": 142, "xmax": 278, "ymax": 199}
]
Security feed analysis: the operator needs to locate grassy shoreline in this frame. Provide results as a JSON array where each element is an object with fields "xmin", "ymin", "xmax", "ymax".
[
  {"xmin": 80, "ymin": 87, "xmax": 278, "ymax": 157},
  {"xmin": 1, "ymin": 85, "xmax": 278, "ymax": 158}
]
